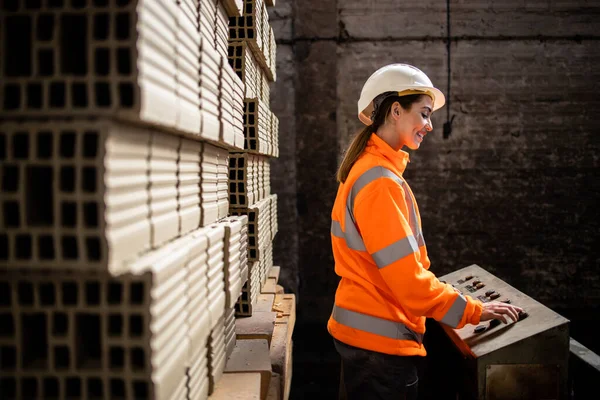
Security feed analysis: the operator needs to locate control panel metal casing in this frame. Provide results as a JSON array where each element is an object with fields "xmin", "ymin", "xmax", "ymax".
[{"xmin": 436, "ymin": 264, "xmax": 570, "ymax": 400}]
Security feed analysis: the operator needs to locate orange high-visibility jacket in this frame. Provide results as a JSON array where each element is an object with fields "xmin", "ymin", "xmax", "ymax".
[{"xmin": 328, "ymin": 133, "xmax": 483, "ymax": 356}]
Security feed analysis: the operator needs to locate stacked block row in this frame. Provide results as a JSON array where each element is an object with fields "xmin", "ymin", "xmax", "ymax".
[
  {"xmin": 0, "ymin": 219, "xmax": 250, "ymax": 400},
  {"xmin": 231, "ymin": 194, "xmax": 278, "ymax": 317},
  {"xmin": 0, "ymin": 123, "xmax": 235, "ymax": 275},
  {"xmin": 244, "ymin": 98, "xmax": 279, "ymax": 156},
  {"xmin": 228, "ymin": 153, "xmax": 272, "ymax": 207},
  {"xmin": 0, "ymin": 1, "xmax": 244, "ymax": 152},
  {"xmin": 227, "ymin": 41, "xmax": 272, "ymax": 107},
  {"xmin": 228, "ymin": 0, "xmax": 276, "ymax": 81}
]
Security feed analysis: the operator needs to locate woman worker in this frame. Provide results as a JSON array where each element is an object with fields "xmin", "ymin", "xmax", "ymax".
[{"xmin": 328, "ymin": 64, "xmax": 524, "ymax": 399}]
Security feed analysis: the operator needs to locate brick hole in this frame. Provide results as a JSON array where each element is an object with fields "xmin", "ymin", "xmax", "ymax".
[
  {"xmin": 109, "ymin": 346, "xmax": 124, "ymax": 369},
  {"xmin": 49, "ymin": 82, "xmax": 66, "ymax": 108},
  {"xmin": 83, "ymin": 202, "xmax": 98, "ymax": 227},
  {"xmin": 21, "ymin": 377, "xmax": 37, "ymax": 398},
  {"xmin": 16, "ymin": 234, "xmax": 32, "ymax": 260},
  {"xmin": 72, "ymin": 83, "xmax": 88, "ymax": 107},
  {"xmin": 61, "ymin": 201, "xmax": 77, "ymax": 227},
  {"xmin": 229, "ymin": 194, "xmax": 236, "ymax": 204},
  {"xmin": 115, "ymin": 12, "xmax": 130, "ymax": 40},
  {"xmin": 108, "ymin": 314, "xmax": 123, "ymax": 336},
  {"xmin": 75, "ymin": 314, "xmax": 102, "ymax": 369},
  {"xmin": 132, "ymin": 381, "xmax": 148, "ymax": 399},
  {"xmin": 21, "ymin": 313, "xmax": 48, "ymax": 369},
  {"xmin": 82, "ymin": 131, "xmax": 98, "ymax": 158},
  {"xmin": 94, "ymin": 48, "xmax": 110, "ymax": 75},
  {"xmin": 52, "ymin": 312, "xmax": 68, "ymax": 336},
  {"xmin": 107, "ymin": 282, "xmax": 122, "ymax": 304},
  {"xmin": 0, "ymin": 281, "xmax": 11, "ymax": 306},
  {"xmin": 238, "ymin": 182, "xmax": 245, "ymax": 193},
  {"xmin": 129, "ymin": 314, "xmax": 143, "ymax": 337},
  {"xmin": 13, "ymin": 132, "xmax": 29, "ymax": 159},
  {"xmin": 39, "ymin": 235, "xmax": 55, "ymax": 260},
  {"xmin": 39, "ymin": 282, "xmax": 55, "ymax": 306},
  {"xmin": 93, "ymin": 0, "xmax": 109, "ymax": 7},
  {"xmin": 3, "ymin": 201, "xmax": 20, "ymax": 227},
  {"xmin": 5, "ymin": 16, "xmax": 32, "ymax": 77},
  {"xmin": 25, "ymin": 0, "xmax": 42, "ymax": 8},
  {"xmin": 94, "ymin": 82, "xmax": 111, "ymax": 107},
  {"xmin": 116, "ymin": 0, "xmax": 132, "ymax": 8},
  {"xmin": 60, "ymin": 15, "xmax": 88, "ymax": 76},
  {"xmin": 110, "ymin": 379, "xmax": 126, "ymax": 399},
  {"xmin": 237, "ymin": 170, "xmax": 244, "ymax": 180},
  {"xmin": 36, "ymin": 131, "xmax": 53, "ymax": 159},
  {"xmin": 37, "ymin": 14, "xmax": 54, "ymax": 41},
  {"xmin": 27, "ymin": 83, "xmax": 43, "ymax": 108},
  {"xmin": 27, "ymin": 166, "xmax": 54, "ymax": 225},
  {"xmin": 0, "ymin": 346, "xmax": 16, "ymax": 369},
  {"xmin": 235, "ymin": 58, "xmax": 242, "ymax": 70},
  {"xmin": 130, "ymin": 347, "xmax": 145, "ymax": 371},
  {"xmin": 43, "ymin": 377, "xmax": 59, "ymax": 398},
  {"xmin": 71, "ymin": 0, "xmax": 86, "ymax": 9},
  {"xmin": 93, "ymin": 13, "xmax": 109, "ymax": 40},
  {"xmin": 116, "ymin": 48, "xmax": 131, "ymax": 75},
  {"xmin": 48, "ymin": 0, "xmax": 65, "ymax": 7},
  {"xmin": 62, "ymin": 281, "xmax": 78, "ymax": 306},
  {"xmin": 65, "ymin": 377, "xmax": 81, "ymax": 397},
  {"xmin": 118, "ymin": 83, "xmax": 134, "ymax": 107},
  {"xmin": 60, "ymin": 131, "xmax": 76, "ymax": 158},
  {"xmin": 129, "ymin": 282, "xmax": 144, "ymax": 305},
  {"xmin": 86, "ymin": 237, "xmax": 101, "ymax": 261},
  {"xmin": 54, "ymin": 346, "xmax": 70, "ymax": 369},
  {"xmin": 3, "ymin": 84, "xmax": 21, "ymax": 110},
  {"xmin": 87, "ymin": 378, "xmax": 103, "ymax": 399},
  {"xmin": 85, "ymin": 281, "xmax": 100, "ymax": 305},
  {"xmin": 0, "ymin": 313, "xmax": 14, "ymax": 337},
  {"xmin": 250, "ymin": 248, "xmax": 256, "ymax": 258},
  {"xmin": 61, "ymin": 236, "xmax": 78, "ymax": 260}
]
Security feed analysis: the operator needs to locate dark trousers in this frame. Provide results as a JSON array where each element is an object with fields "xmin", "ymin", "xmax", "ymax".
[{"xmin": 334, "ymin": 338, "xmax": 421, "ymax": 400}]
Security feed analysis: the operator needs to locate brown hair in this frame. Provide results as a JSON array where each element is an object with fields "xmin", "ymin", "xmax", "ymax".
[{"xmin": 336, "ymin": 94, "xmax": 424, "ymax": 183}]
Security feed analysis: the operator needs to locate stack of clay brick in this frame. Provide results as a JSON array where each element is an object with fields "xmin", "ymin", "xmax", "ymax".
[
  {"xmin": 227, "ymin": 0, "xmax": 279, "ymax": 322},
  {"xmin": 0, "ymin": 0, "xmax": 281, "ymax": 399}
]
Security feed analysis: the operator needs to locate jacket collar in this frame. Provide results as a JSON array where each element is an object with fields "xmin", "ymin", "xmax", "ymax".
[{"xmin": 365, "ymin": 133, "xmax": 410, "ymax": 174}]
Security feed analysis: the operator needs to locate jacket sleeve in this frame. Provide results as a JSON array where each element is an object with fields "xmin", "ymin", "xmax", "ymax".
[{"xmin": 353, "ymin": 178, "xmax": 483, "ymax": 329}]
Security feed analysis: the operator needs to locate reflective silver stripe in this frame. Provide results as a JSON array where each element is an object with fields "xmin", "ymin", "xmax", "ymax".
[
  {"xmin": 348, "ymin": 166, "xmax": 403, "ymax": 213},
  {"xmin": 440, "ymin": 293, "xmax": 468, "ymax": 328},
  {"xmin": 401, "ymin": 182, "xmax": 425, "ymax": 247},
  {"xmin": 331, "ymin": 220, "xmax": 343, "ymax": 238},
  {"xmin": 372, "ymin": 235, "xmax": 419, "ymax": 268},
  {"xmin": 335, "ymin": 166, "xmax": 425, "ymax": 252},
  {"xmin": 332, "ymin": 305, "xmax": 423, "ymax": 344},
  {"xmin": 343, "ymin": 206, "xmax": 366, "ymax": 251}
]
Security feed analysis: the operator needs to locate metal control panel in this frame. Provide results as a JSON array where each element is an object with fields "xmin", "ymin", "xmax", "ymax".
[{"xmin": 434, "ymin": 264, "xmax": 570, "ymax": 400}]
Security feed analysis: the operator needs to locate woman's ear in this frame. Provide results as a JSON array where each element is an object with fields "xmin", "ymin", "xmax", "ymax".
[{"xmin": 392, "ymin": 102, "xmax": 401, "ymax": 119}]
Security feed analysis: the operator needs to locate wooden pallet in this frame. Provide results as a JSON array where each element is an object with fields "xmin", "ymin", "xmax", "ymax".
[{"xmin": 210, "ymin": 266, "xmax": 295, "ymax": 400}]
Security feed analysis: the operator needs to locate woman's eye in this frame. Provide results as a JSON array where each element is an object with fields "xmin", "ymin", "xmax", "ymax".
[{"xmin": 421, "ymin": 113, "xmax": 429, "ymax": 119}]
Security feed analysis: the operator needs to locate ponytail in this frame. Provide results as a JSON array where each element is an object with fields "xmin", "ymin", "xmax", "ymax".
[{"xmin": 336, "ymin": 125, "xmax": 373, "ymax": 183}]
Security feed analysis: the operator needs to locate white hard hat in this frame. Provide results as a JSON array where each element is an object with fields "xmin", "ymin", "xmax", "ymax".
[{"xmin": 357, "ymin": 63, "xmax": 446, "ymax": 125}]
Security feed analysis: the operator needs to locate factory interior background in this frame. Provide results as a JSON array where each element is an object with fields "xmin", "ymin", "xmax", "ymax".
[
  {"xmin": 0, "ymin": 0, "xmax": 599, "ymax": 399},
  {"xmin": 270, "ymin": 1, "xmax": 600, "ymax": 398}
]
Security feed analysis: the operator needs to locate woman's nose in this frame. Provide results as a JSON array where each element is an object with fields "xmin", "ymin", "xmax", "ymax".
[{"xmin": 425, "ymin": 119, "xmax": 433, "ymax": 131}]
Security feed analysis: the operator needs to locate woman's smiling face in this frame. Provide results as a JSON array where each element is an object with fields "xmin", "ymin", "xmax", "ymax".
[{"xmin": 393, "ymin": 95, "xmax": 434, "ymax": 150}]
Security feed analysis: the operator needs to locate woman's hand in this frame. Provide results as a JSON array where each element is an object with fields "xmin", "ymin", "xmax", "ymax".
[{"xmin": 480, "ymin": 301, "xmax": 523, "ymax": 324}]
